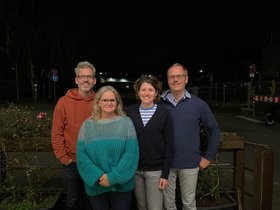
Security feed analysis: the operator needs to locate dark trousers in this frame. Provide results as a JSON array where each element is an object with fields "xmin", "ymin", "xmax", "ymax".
[
  {"xmin": 88, "ymin": 191, "xmax": 132, "ymax": 210},
  {"xmin": 63, "ymin": 162, "xmax": 84, "ymax": 210}
]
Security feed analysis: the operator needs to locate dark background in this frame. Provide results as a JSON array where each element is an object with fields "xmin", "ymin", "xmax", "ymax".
[{"xmin": 1, "ymin": 0, "xmax": 276, "ymax": 100}]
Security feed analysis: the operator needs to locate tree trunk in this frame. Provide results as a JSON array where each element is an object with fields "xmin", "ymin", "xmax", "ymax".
[{"xmin": 27, "ymin": 46, "xmax": 36, "ymax": 101}]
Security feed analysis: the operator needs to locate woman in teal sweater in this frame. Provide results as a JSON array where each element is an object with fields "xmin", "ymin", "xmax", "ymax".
[{"xmin": 77, "ymin": 85, "xmax": 139, "ymax": 210}]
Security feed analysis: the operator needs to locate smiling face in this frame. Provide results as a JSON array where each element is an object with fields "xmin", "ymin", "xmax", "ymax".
[
  {"xmin": 75, "ymin": 67, "xmax": 96, "ymax": 96},
  {"xmin": 138, "ymin": 82, "xmax": 157, "ymax": 108},
  {"xmin": 98, "ymin": 90, "xmax": 117, "ymax": 118},
  {"xmin": 167, "ymin": 65, "xmax": 188, "ymax": 95}
]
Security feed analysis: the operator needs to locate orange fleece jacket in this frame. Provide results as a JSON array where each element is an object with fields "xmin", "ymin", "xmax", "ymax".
[{"xmin": 51, "ymin": 88, "xmax": 95, "ymax": 164}]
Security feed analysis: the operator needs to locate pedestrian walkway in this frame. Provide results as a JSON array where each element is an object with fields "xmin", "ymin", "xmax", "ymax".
[{"xmin": 235, "ymin": 115, "xmax": 264, "ymax": 123}]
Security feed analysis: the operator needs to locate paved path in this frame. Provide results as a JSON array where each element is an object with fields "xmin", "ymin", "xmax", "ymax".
[{"xmin": 214, "ymin": 107, "xmax": 280, "ymax": 210}]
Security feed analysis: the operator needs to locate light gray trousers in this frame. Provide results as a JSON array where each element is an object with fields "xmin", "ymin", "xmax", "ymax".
[
  {"xmin": 163, "ymin": 167, "xmax": 199, "ymax": 210},
  {"xmin": 134, "ymin": 170, "xmax": 164, "ymax": 210}
]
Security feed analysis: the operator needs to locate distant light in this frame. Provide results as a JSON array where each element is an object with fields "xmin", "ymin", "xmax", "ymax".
[
  {"xmin": 101, "ymin": 77, "xmax": 132, "ymax": 83},
  {"xmin": 119, "ymin": 78, "xmax": 129, "ymax": 82},
  {"xmin": 199, "ymin": 69, "xmax": 204, "ymax": 73},
  {"xmin": 107, "ymin": 77, "xmax": 117, "ymax": 82}
]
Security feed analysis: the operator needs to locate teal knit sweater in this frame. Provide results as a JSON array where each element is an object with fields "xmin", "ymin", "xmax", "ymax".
[{"xmin": 77, "ymin": 116, "xmax": 139, "ymax": 196}]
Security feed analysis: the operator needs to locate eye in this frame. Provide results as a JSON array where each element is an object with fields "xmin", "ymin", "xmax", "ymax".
[
  {"xmin": 77, "ymin": 75, "xmax": 94, "ymax": 79},
  {"xmin": 101, "ymin": 99, "xmax": 117, "ymax": 104}
]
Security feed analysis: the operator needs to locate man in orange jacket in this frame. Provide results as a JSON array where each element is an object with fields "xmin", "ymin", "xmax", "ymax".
[{"xmin": 52, "ymin": 61, "xmax": 97, "ymax": 210}]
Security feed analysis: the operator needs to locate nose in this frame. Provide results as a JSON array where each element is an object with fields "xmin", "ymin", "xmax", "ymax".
[{"xmin": 173, "ymin": 77, "xmax": 179, "ymax": 82}]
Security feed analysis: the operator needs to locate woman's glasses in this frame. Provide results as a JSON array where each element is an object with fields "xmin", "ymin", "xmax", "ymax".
[{"xmin": 100, "ymin": 99, "xmax": 117, "ymax": 105}]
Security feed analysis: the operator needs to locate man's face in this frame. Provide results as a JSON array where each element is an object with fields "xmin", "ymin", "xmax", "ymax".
[
  {"xmin": 167, "ymin": 66, "xmax": 188, "ymax": 93},
  {"xmin": 75, "ymin": 68, "xmax": 96, "ymax": 93}
]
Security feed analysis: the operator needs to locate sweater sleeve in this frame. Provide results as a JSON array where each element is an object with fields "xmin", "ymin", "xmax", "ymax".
[
  {"xmin": 200, "ymin": 102, "xmax": 221, "ymax": 161},
  {"xmin": 107, "ymin": 118, "xmax": 139, "ymax": 185},
  {"xmin": 51, "ymin": 100, "xmax": 69, "ymax": 164},
  {"xmin": 76, "ymin": 122, "xmax": 104, "ymax": 187}
]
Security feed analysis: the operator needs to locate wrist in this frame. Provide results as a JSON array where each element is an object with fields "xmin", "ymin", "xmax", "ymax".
[{"xmin": 65, "ymin": 159, "xmax": 73, "ymax": 165}]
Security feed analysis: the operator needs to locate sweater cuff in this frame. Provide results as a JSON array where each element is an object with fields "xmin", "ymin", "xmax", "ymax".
[{"xmin": 107, "ymin": 173, "xmax": 116, "ymax": 186}]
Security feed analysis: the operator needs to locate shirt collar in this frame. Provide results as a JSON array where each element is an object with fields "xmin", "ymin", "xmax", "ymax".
[{"xmin": 161, "ymin": 89, "xmax": 191, "ymax": 106}]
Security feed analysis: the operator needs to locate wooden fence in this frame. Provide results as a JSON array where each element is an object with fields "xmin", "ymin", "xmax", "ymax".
[{"xmin": 220, "ymin": 132, "xmax": 274, "ymax": 210}]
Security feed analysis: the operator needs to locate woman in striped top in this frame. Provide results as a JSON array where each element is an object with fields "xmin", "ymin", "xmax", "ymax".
[{"xmin": 126, "ymin": 75, "xmax": 173, "ymax": 210}]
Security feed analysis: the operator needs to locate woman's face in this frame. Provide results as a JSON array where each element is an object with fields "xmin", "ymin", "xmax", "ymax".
[
  {"xmin": 99, "ymin": 90, "xmax": 117, "ymax": 115},
  {"xmin": 138, "ymin": 82, "xmax": 157, "ymax": 107}
]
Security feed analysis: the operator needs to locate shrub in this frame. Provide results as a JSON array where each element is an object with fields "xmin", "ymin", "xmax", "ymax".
[
  {"xmin": 196, "ymin": 124, "xmax": 221, "ymax": 202},
  {"xmin": 0, "ymin": 102, "xmax": 52, "ymax": 209}
]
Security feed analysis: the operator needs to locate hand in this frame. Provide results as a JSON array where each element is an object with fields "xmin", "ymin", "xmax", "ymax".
[
  {"xmin": 99, "ymin": 174, "xmax": 110, "ymax": 187},
  {"xmin": 199, "ymin": 157, "xmax": 210, "ymax": 170},
  {"xmin": 159, "ymin": 178, "xmax": 168, "ymax": 190},
  {"xmin": 64, "ymin": 159, "xmax": 72, "ymax": 166}
]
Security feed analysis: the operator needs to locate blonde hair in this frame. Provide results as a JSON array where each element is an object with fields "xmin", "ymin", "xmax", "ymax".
[
  {"xmin": 91, "ymin": 85, "xmax": 126, "ymax": 121},
  {"xmin": 167, "ymin": 63, "xmax": 188, "ymax": 76}
]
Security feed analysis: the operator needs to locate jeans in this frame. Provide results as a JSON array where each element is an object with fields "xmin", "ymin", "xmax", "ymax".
[
  {"xmin": 88, "ymin": 191, "xmax": 132, "ymax": 210},
  {"xmin": 164, "ymin": 168, "xmax": 199, "ymax": 210},
  {"xmin": 134, "ymin": 170, "xmax": 164, "ymax": 210},
  {"xmin": 63, "ymin": 162, "xmax": 84, "ymax": 210}
]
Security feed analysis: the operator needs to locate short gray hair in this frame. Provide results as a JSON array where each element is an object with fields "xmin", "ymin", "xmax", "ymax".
[{"xmin": 75, "ymin": 61, "xmax": 96, "ymax": 76}]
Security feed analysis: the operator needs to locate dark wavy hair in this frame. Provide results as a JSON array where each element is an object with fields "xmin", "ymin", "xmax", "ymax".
[{"xmin": 133, "ymin": 75, "xmax": 162, "ymax": 101}]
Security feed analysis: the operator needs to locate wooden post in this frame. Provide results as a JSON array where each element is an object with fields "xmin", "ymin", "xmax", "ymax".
[
  {"xmin": 219, "ymin": 132, "xmax": 245, "ymax": 210},
  {"xmin": 234, "ymin": 149, "xmax": 245, "ymax": 205},
  {"xmin": 252, "ymin": 147, "xmax": 274, "ymax": 210}
]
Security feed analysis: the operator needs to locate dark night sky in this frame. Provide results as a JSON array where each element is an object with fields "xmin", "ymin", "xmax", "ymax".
[
  {"xmin": 95, "ymin": 0, "xmax": 264, "ymax": 82},
  {"xmin": 1, "ymin": 0, "xmax": 265, "ymax": 83}
]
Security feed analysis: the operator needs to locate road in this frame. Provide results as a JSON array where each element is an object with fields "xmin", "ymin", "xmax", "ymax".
[{"xmin": 213, "ymin": 107, "xmax": 280, "ymax": 210}]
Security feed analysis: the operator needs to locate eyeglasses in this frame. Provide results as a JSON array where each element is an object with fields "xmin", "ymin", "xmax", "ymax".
[
  {"xmin": 77, "ymin": 75, "xmax": 95, "ymax": 80},
  {"xmin": 167, "ymin": 74, "xmax": 187, "ymax": 80},
  {"xmin": 100, "ymin": 99, "xmax": 117, "ymax": 105}
]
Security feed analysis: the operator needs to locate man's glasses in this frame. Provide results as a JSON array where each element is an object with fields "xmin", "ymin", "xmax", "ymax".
[
  {"xmin": 77, "ymin": 75, "xmax": 94, "ymax": 80},
  {"xmin": 100, "ymin": 99, "xmax": 117, "ymax": 105},
  {"xmin": 167, "ymin": 74, "xmax": 187, "ymax": 80}
]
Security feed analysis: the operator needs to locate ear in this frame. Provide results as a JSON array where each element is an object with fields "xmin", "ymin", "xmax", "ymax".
[
  {"xmin": 75, "ymin": 77, "xmax": 78, "ymax": 85},
  {"xmin": 155, "ymin": 90, "xmax": 159, "ymax": 96},
  {"xmin": 185, "ymin": 76, "xmax": 189, "ymax": 84}
]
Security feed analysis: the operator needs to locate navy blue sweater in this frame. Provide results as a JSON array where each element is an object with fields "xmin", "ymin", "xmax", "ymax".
[
  {"xmin": 161, "ymin": 91, "xmax": 221, "ymax": 169},
  {"xmin": 126, "ymin": 103, "xmax": 173, "ymax": 179}
]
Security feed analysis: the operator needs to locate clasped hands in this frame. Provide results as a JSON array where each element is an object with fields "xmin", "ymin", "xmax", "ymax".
[{"xmin": 99, "ymin": 173, "xmax": 110, "ymax": 187}]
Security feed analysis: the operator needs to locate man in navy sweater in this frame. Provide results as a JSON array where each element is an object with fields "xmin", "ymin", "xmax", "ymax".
[{"xmin": 161, "ymin": 63, "xmax": 221, "ymax": 210}]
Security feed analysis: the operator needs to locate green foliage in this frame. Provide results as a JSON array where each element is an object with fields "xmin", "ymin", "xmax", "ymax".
[
  {"xmin": 0, "ymin": 102, "xmax": 53, "ymax": 208},
  {"xmin": 196, "ymin": 162, "xmax": 220, "ymax": 202},
  {"xmin": 0, "ymin": 102, "xmax": 51, "ymax": 141},
  {"xmin": 0, "ymin": 192, "xmax": 59, "ymax": 210},
  {"xmin": 197, "ymin": 124, "xmax": 221, "ymax": 202}
]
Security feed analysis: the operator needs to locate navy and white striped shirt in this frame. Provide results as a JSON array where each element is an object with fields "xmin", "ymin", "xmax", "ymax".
[{"xmin": 139, "ymin": 104, "xmax": 157, "ymax": 126}]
